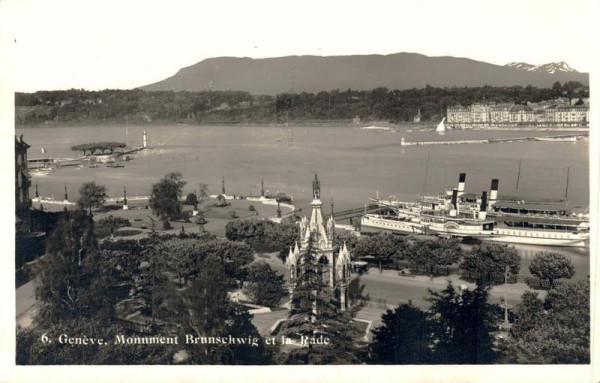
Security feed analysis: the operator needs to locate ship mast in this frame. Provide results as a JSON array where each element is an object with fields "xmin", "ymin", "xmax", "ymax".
[
  {"xmin": 564, "ymin": 166, "xmax": 570, "ymax": 200},
  {"xmin": 516, "ymin": 159, "xmax": 522, "ymax": 190},
  {"xmin": 422, "ymin": 150, "xmax": 431, "ymax": 194}
]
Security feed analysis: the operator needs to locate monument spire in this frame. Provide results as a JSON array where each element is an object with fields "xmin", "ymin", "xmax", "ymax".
[
  {"xmin": 287, "ymin": 175, "xmax": 351, "ymax": 311},
  {"xmin": 330, "ymin": 198, "xmax": 334, "ymax": 218},
  {"xmin": 312, "ymin": 174, "xmax": 320, "ymax": 200}
]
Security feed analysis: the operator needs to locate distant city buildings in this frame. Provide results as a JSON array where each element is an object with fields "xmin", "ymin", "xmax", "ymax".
[{"xmin": 447, "ymin": 99, "xmax": 589, "ymax": 127}]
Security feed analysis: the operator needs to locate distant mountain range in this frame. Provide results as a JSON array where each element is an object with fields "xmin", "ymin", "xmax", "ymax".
[
  {"xmin": 140, "ymin": 53, "xmax": 588, "ymax": 95},
  {"xmin": 504, "ymin": 61, "xmax": 577, "ymax": 74}
]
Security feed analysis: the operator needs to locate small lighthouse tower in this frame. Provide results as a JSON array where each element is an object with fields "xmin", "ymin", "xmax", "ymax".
[
  {"xmin": 143, "ymin": 130, "xmax": 147, "ymax": 149},
  {"xmin": 123, "ymin": 186, "xmax": 129, "ymax": 210}
]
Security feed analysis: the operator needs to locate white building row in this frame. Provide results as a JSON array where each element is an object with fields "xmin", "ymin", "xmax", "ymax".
[{"xmin": 447, "ymin": 102, "xmax": 589, "ymax": 127}]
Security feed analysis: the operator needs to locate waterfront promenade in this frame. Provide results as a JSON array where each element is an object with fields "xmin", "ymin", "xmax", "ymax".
[{"xmin": 251, "ymin": 251, "xmax": 542, "ymax": 334}]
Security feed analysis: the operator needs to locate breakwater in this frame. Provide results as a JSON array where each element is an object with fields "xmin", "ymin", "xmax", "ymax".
[{"xmin": 400, "ymin": 133, "xmax": 587, "ymax": 146}]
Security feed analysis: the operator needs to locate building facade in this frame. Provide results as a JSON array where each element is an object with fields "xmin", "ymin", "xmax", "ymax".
[{"xmin": 446, "ymin": 101, "xmax": 589, "ymax": 127}]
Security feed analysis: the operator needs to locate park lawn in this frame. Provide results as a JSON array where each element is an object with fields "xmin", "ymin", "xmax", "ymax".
[{"xmin": 90, "ymin": 197, "xmax": 290, "ymax": 238}]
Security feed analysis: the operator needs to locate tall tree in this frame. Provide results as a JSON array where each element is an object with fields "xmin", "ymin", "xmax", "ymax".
[
  {"xmin": 158, "ymin": 237, "xmax": 211, "ymax": 286},
  {"xmin": 183, "ymin": 261, "xmax": 270, "ymax": 364},
  {"xmin": 369, "ymin": 302, "xmax": 431, "ymax": 364},
  {"xmin": 499, "ymin": 279, "xmax": 589, "ymax": 364},
  {"xmin": 202, "ymin": 240, "xmax": 255, "ymax": 280},
  {"xmin": 149, "ymin": 172, "xmax": 187, "ymax": 227},
  {"xmin": 405, "ymin": 238, "xmax": 462, "ymax": 274},
  {"xmin": 460, "ymin": 243, "xmax": 520, "ymax": 285},
  {"xmin": 19, "ymin": 212, "xmax": 119, "ymax": 365},
  {"xmin": 77, "ymin": 181, "xmax": 108, "ymax": 213},
  {"xmin": 136, "ymin": 237, "xmax": 179, "ymax": 325},
  {"xmin": 245, "ymin": 262, "xmax": 286, "ymax": 307},
  {"xmin": 279, "ymin": 241, "xmax": 363, "ymax": 364},
  {"xmin": 35, "ymin": 211, "xmax": 111, "ymax": 323},
  {"xmin": 528, "ymin": 251, "xmax": 575, "ymax": 288},
  {"xmin": 352, "ymin": 233, "xmax": 405, "ymax": 266},
  {"xmin": 427, "ymin": 282, "xmax": 499, "ymax": 364}
]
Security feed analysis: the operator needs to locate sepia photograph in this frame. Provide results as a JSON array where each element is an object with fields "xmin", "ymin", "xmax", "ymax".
[{"xmin": 1, "ymin": 0, "xmax": 597, "ymax": 382}]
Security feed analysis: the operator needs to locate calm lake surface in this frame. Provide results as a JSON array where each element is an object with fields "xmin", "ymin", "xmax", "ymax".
[{"xmin": 17, "ymin": 124, "xmax": 590, "ymax": 279}]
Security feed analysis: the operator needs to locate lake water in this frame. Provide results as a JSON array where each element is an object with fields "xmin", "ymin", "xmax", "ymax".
[{"xmin": 17, "ymin": 124, "xmax": 590, "ymax": 279}]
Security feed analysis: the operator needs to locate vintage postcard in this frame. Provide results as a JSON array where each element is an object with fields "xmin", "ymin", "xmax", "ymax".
[{"xmin": 1, "ymin": 0, "xmax": 597, "ymax": 382}]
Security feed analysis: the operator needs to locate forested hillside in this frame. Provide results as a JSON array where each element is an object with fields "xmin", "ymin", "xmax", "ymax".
[{"xmin": 15, "ymin": 81, "xmax": 587, "ymax": 125}]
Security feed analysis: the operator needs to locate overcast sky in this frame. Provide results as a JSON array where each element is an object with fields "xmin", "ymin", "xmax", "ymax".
[{"xmin": 1, "ymin": 0, "xmax": 598, "ymax": 92}]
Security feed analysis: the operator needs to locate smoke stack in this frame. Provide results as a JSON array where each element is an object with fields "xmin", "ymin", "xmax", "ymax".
[
  {"xmin": 489, "ymin": 179, "xmax": 499, "ymax": 207},
  {"xmin": 457, "ymin": 173, "xmax": 466, "ymax": 197},
  {"xmin": 478, "ymin": 191, "xmax": 488, "ymax": 220},
  {"xmin": 450, "ymin": 189, "xmax": 458, "ymax": 217}
]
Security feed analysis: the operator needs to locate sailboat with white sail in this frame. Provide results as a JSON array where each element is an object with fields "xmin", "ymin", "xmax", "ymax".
[{"xmin": 435, "ymin": 117, "xmax": 446, "ymax": 133}]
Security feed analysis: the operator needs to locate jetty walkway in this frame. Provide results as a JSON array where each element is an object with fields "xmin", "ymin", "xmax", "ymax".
[
  {"xmin": 333, "ymin": 204, "xmax": 380, "ymax": 220},
  {"xmin": 400, "ymin": 133, "xmax": 588, "ymax": 146}
]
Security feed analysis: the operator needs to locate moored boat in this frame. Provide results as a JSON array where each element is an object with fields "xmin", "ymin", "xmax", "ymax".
[
  {"xmin": 360, "ymin": 213, "xmax": 425, "ymax": 235},
  {"xmin": 30, "ymin": 166, "xmax": 55, "ymax": 176},
  {"xmin": 485, "ymin": 215, "xmax": 589, "ymax": 247},
  {"xmin": 435, "ymin": 117, "xmax": 446, "ymax": 132},
  {"xmin": 364, "ymin": 173, "xmax": 589, "ymax": 247},
  {"xmin": 362, "ymin": 187, "xmax": 495, "ymax": 238}
]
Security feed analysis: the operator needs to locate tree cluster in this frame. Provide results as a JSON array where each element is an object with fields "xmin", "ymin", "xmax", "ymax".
[
  {"xmin": 370, "ymin": 282, "xmax": 500, "ymax": 364},
  {"xmin": 499, "ymin": 279, "xmax": 589, "ymax": 363},
  {"xmin": 16, "ymin": 89, "xmax": 257, "ymax": 125},
  {"xmin": 459, "ymin": 243, "xmax": 521, "ymax": 285},
  {"xmin": 15, "ymin": 82, "xmax": 589, "ymax": 125},
  {"xmin": 352, "ymin": 234, "xmax": 406, "ymax": 266},
  {"xmin": 352, "ymin": 235, "xmax": 463, "ymax": 272},
  {"xmin": 16, "ymin": 213, "xmax": 270, "ymax": 365},
  {"xmin": 225, "ymin": 219, "xmax": 299, "ymax": 257}
]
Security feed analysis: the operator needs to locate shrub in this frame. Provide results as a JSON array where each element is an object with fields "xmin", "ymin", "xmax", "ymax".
[
  {"xmin": 95, "ymin": 215, "xmax": 131, "ymax": 238},
  {"xmin": 194, "ymin": 214, "xmax": 206, "ymax": 225},
  {"xmin": 185, "ymin": 193, "xmax": 198, "ymax": 207},
  {"xmin": 216, "ymin": 194, "xmax": 229, "ymax": 207}
]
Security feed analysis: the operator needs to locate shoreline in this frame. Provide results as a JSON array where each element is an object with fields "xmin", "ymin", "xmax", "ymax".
[{"xmin": 15, "ymin": 121, "xmax": 590, "ymax": 131}]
